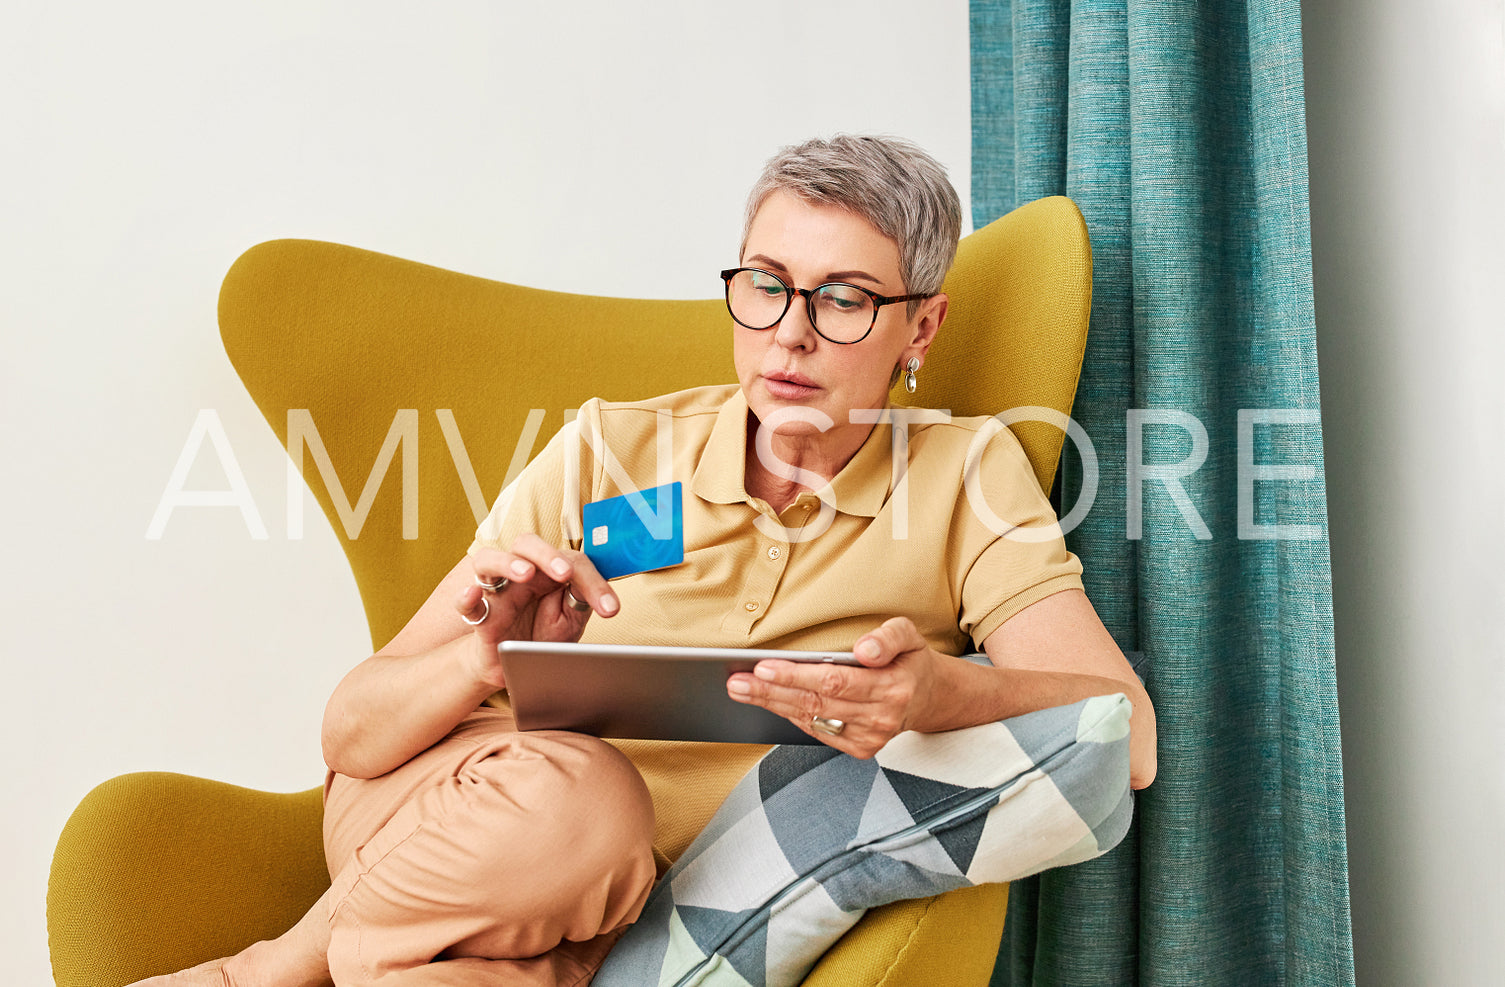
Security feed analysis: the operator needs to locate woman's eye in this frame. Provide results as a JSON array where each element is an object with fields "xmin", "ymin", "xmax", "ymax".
[{"xmin": 818, "ymin": 288, "xmax": 863, "ymax": 310}]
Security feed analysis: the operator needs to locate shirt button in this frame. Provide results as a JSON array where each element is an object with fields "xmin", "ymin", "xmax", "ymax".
[
  {"xmin": 767, "ymin": 546, "xmax": 781, "ymax": 561},
  {"xmin": 744, "ymin": 601, "xmax": 759, "ymax": 612}
]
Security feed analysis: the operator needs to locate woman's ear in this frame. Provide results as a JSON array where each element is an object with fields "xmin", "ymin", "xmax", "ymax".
[{"xmin": 907, "ymin": 293, "xmax": 948, "ymax": 361}]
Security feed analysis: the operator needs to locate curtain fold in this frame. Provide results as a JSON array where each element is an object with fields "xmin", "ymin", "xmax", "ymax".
[{"xmin": 971, "ymin": 2, "xmax": 1354, "ymax": 984}]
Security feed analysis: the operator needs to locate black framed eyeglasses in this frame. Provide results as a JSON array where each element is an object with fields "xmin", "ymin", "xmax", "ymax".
[{"xmin": 719, "ymin": 267, "xmax": 933, "ymax": 345}]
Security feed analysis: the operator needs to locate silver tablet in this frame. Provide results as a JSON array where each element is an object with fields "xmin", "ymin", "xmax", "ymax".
[{"xmin": 496, "ymin": 640, "xmax": 860, "ymax": 744}]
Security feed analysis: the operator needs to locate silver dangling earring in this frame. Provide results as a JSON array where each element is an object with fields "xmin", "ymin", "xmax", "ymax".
[{"xmin": 904, "ymin": 357, "xmax": 920, "ymax": 394}]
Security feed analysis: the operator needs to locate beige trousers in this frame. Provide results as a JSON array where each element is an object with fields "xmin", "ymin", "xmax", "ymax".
[{"xmin": 320, "ymin": 706, "xmax": 658, "ymax": 987}]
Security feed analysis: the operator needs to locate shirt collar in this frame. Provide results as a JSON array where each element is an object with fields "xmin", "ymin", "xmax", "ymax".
[
  {"xmin": 690, "ymin": 389, "xmax": 752, "ymax": 506},
  {"xmin": 690, "ymin": 389, "xmax": 895, "ymax": 519},
  {"xmin": 822, "ymin": 416, "xmax": 894, "ymax": 518}
]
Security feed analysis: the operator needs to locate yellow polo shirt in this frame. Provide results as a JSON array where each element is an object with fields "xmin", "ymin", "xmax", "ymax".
[
  {"xmin": 471, "ymin": 382, "xmax": 1081, "ymax": 658},
  {"xmin": 467, "ymin": 383, "xmax": 1083, "ymax": 866}
]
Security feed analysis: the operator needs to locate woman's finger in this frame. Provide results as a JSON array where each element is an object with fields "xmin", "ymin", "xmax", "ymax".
[
  {"xmin": 731, "ymin": 676, "xmax": 849, "ymax": 722},
  {"xmin": 749, "ymin": 660, "xmax": 889, "ymax": 703},
  {"xmin": 507, "ymin": 533, "xmax": 580, "ymax": 586},
  {"xmin": 470, "ymin": 546, "xmax": 538, "ymax": 589},
  {"xmin": 455, "ymin": 583, "xmax": 491, "ymax": 625},
  {"xmin": 553, "ymin": 550, "xmax": 618, "ymax": 618},
  {"xmin": 853, "ymin": 616, "xmax": 928, "ymax": 667}
]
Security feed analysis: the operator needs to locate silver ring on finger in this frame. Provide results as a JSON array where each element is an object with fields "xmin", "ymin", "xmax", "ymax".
[
  {"xmin": 460, "ymin": 596, "xmax": 490, "ymax": 626},
  {"xmin": 475, "ymin": 574, "xmax": 510, "ymax": 593},
  {"xmin": 810, "ymin": 715, "xmax": 846, "ymax": 736},
  {"xmin": 563, "ymin": 586, "xmax": 593, "ymax": 613}
]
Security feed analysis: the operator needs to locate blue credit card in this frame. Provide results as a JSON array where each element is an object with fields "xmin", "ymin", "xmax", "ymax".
[{"xmin": 581, "ymin": 482, "xmax": 685, "ymax": 580}]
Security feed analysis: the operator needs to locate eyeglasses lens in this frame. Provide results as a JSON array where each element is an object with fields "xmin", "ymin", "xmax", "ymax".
[
  {"xmin": 727, "ymin": 270, "xmax": 789, "ymax": 329},
  {"xmin": 809, "ymin": 284, "xmax": 873, "ymax": 342}
]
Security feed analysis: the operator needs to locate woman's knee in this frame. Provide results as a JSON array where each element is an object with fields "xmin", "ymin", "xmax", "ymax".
[
  {"xmin": 322, "ymin": 732, "xmax": 657, "ymax": 963},
  {"xmin": 459, "ymin": 732, "xmax": 655, "ymax": 880}
]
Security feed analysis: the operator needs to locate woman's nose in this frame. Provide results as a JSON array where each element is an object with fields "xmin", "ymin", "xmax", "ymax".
[{"xmin": 772, "ymin": 292, "xmax": 818, "ymax": 350}]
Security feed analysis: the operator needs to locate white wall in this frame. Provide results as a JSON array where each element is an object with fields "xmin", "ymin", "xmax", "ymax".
[
  {"xmin": 1, "ymin": 3, "xmax": 970, "ymax": 983},
  {"xmin": 1304, "ymin": 0, "xmax": 1505, "ymax": 985},
  {"xmin": 9, "ymin": 2, "xmax": 1501, "ymax": 985}
]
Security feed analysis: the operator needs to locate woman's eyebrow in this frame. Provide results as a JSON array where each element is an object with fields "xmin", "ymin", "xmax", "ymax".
[
  {"xmin": 743, "ymin": 254, "xmax": 885, "ymax": 287},
  {"xmin": 744, "ymin": 254, "xmax": 789, "ymax": 273},
  {"xmin": 824, "ymin": 269, "xmax": 884, "ymax": 287}
]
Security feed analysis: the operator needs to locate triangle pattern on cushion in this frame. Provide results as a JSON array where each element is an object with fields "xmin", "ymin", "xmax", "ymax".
[
  {"xmin": 931, "ymin": 799, "xmax": 996, "ymax": 874},
  {"xmin": 673, "ymin": 804, "xmax": 798, "ymax": 911},
  {"xmin": 684, "ymin": 769, "xmax": 772, "ymax": 860},
  {"xmin": 758, "ymin": 744, "xmax": 844, "ymax": 801},
  {"xmin": 874, "ymin": 825, "xmax": 970, "ymax": 879},
  {"xmin": 723, "ymin": 908, "xmax": 771, "ymax": 987},
  {"xmin": 676, "ymin": 904, "xmax": 759, "ymax": 959},
  {"xmin": 853, "ymin": 768, "xmax": 915, "ymax": 845},
  {"xmin": 659, "ymin": 907, "xmax": 709, "ymax": 987},
  {"xmin": 999, "ymin": 702, "xmax": 1074, "ymax": 766},
  {"xmin": 764, "ymin": 757, "xmax": 874, "ymax": 873},
  {"xmin": 880, "ymin": 767, "xmax": 978, "ymax": 819}
]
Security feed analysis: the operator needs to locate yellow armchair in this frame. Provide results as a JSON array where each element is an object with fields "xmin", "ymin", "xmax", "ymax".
[{"xmin": 47, "ymin": 196, "xmax": 1091, "ymax": 987}]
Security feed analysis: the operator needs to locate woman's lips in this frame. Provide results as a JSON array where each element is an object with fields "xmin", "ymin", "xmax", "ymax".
[{"xmin": 763, "ymin": 373, "xmax": 820, "ymax": 399}]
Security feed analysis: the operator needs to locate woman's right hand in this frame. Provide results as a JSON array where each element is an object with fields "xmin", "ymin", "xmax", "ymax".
[{"xmin": 455, "ymin": 533, "xmax": 619, "ymax": 688}]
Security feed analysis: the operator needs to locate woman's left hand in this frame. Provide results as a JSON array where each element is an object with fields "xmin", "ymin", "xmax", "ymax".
[{"xmin": 726, "ymin": 617, "xmax": 946, "ymax": 758}]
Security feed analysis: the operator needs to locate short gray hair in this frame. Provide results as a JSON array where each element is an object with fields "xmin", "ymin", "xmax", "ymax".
[{"xmin": 741, "ymin": 135, "xmax": 963, "ymax": 299}]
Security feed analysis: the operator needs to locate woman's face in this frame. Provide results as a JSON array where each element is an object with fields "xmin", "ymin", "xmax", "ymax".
[{"xmin": 734, "ymin": 190, "xmax": 945, "ymax": 451}]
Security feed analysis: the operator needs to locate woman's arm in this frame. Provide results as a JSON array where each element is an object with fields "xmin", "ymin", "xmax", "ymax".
[
  {"xmin": 321, "ymin": 537, "xmax": 617, "ymax": 780},
  {"xmin": 936, "ymin": 589, "xmax": 1156, "ymax": 788}
]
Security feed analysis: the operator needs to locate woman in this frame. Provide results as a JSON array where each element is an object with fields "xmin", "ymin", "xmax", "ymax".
[{"xmin": 144, "ymin": 135, "xmax": 1155, "ymax": 987}]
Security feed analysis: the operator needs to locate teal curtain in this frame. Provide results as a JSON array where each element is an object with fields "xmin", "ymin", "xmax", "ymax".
[{"xmin": 971, "ymin": 1, "xmax": 1354, "ymax": 984}]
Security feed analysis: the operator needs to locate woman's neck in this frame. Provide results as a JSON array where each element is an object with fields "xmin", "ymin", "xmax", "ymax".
[{"xmin": 743, "ymin": 415, "xmax": 873, "ymax": 514}]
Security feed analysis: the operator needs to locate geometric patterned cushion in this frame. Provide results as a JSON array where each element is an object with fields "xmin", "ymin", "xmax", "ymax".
[{"xmin": 594, "ymin": 692, "xmax": 1134, "ymax": 987}]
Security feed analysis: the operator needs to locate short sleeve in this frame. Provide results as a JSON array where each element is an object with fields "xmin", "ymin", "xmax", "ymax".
[
  {"xmin": 468, "ymin": 406, "xmax": 597, "ymax": 557},
  {"xmin": 954, "ymin": 418, "xmax": 1084, "ymax": 647}
]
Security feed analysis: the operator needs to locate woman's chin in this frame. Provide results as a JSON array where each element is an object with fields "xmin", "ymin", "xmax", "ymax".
[{"xmin": 765, "ymin": 422, "xmax": 827, "ymax": 440}]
